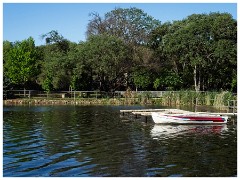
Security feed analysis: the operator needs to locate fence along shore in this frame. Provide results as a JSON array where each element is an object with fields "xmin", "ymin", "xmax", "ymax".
[{"xmin": 3, "ymin": 90, "xmax": 237, "ymax": 112}]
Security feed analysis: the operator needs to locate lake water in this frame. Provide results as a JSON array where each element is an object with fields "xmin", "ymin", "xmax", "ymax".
[{"xmin": 3, "ymin": 105, "xmax": 237, "ymax": 177}]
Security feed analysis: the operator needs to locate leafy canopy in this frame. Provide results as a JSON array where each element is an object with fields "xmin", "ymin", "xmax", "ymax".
[{"xmin": 4, "ymin": 37, "xmax": 38, "ymax": 86}]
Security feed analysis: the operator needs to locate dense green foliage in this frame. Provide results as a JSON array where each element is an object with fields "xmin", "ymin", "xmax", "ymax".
[
  {"xmin": 3, "ymin": 8, "xmax": 237, "ymax": 93},
  {"xmin": 4, "ymin": 37, "xmax": 39, "ymax": 90},
  {"xmin": 153, "ymin": 13, "xmax": 237, "ymax": 92}
]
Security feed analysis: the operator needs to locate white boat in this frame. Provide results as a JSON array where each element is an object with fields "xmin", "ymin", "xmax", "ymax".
[{"xmin": 151, "ymin": 112, "xmax": 228, "ymax": 124}]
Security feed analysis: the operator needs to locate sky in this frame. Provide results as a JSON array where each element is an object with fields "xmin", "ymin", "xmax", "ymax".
[{"xmin": 2, "ymin": 2, "xmax": 238, "ymax": 46}]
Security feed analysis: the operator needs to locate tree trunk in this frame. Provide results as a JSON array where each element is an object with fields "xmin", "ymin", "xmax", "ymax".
[
  {"xmin": 194, "ymin": 65, "xmax": 200, "ymax": 92},
  {"xmin": 24, "ymin": 88, "xmax": 26, "ymax": 97}
]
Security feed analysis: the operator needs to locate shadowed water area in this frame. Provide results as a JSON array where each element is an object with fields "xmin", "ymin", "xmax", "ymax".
[{"xmin": 3, "ymin": 105, "xmax": 237, "ymax": 177}]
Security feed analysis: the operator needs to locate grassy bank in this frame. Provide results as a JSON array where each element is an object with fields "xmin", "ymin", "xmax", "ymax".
[{"xmin": 3, "ymin": 91, "xmax": 236, "ymax": 109}]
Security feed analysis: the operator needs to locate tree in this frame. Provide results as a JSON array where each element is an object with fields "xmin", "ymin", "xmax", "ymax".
[
  {"xmin": 4, "ymin": 37, "xmax": 38, "ymax": 96},
  {"xmin": 153, "ymin": 12, "xmax": 237, "ymax": 91},
  {"xmin": 132, "ymin": 68, "xmax": 152, "ymax": 91},
  {"xmin": 3, "ymin": 10, "xmax": 236, "ymax": 93},
  {"xmin": 41, "ymin": 30, "xmax": 70, "ymax": 53},
  {"xmin": 3, "ymin": 41, "xmax": 13, "ymax": 89},
  {"xmin": 41, "ymin": 30, "xmax": 64, "ymax": 44},
  {"xmin": 87, "ymin": 7, "xmax": 161, "ymax": 91},
  {"xmin": 38, "ymin": 42, "xmax": 73, "ymax": 91},
  {"xmin": 87, "ymin": 7, "xmax": 160, "ymax": 45},
  {"xmin": 153, "ymin": 70, "xmax": 182, "ymax": 90},
  {"xmin": 76, "ymin": 34, "xmax": 131, "ymax": 91},
  {"xmin": 148, "ymin": 22, "xmax": 179, "ymax": 87},
  {"xmin": 38, "ymin": 31, "xmax": 74, "ymax": 91},
  {"xmin": 210, "ymin": 13, "xmax": 237, "ymax": 90}
]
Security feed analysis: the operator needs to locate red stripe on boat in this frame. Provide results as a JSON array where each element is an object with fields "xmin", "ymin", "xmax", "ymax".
[{"xmin": 172, "ymin": 116, "xmax": 225, "ymax": 122}]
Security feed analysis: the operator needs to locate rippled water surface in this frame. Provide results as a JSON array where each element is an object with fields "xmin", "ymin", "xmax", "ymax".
[{"xmin": 3, "ymin": 105, "xmax": 237, "ymax": 177}]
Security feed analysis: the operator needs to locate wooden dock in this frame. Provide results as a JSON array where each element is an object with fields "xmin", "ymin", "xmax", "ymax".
[{"xmin": 120, "ymin": 108, "xmax": 237, "ymax": 124}]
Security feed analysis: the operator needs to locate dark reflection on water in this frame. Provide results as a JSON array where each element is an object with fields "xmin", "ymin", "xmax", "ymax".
[{"xmin": 3, "ymin": 105, "xmax": 237, "ymax": 177}]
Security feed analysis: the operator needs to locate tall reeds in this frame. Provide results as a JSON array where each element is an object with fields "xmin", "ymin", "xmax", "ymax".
[
  {"xmin": 160, "ymin": 90, "xmax": 236, "ymax": 107},
  {"xmin": 213, "ymin": 91, "xmax": 235, "ymax": 108}
]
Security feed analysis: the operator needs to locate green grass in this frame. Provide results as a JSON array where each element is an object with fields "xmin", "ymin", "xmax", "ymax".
[{"xmin": 4, "ymin": 91, "xmax": 236, "ymax": 107}]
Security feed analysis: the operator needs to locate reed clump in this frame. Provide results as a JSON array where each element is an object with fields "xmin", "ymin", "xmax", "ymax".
[
  {"xmin": 213, "ymin": 91, "xmax": 235, "ymax": 108},
  {"xmin": 160, "ymin": 91, "xmax": 236, "ymax": 107},
  {"xmin": 161, "ymin": 91, "xmax": 198, "ymax": 106}
]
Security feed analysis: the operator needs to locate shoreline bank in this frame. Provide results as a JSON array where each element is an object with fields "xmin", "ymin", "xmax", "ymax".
[
  {"xmin": 4, "ymin": 91, "xmax": 236, "ymax": 108},
  {"xmin": 3, "ymin": 98, "xmax": 155, "ymax": 106},
  {"xmin": 3, "ymin": 98, "xmax": 234, "ymax": 111}
]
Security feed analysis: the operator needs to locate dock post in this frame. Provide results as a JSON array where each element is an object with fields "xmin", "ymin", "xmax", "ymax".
[
  {"xmin": 145, "ymin": 116, "xmax": 148, "ymax": 123},
  {"xmin": 135, "ymin": 114, "xmax": 138, "ymax": 119}
]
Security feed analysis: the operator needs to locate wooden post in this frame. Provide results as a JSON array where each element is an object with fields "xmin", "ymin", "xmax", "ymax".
[
  {"xmin": 233, "ymin": 100, "xmax": 237, "ymax": 113},
  {"xmin": 74, "ymin": 91, "xmax": 76, "ymax": 102},
  {"xmin": 228, "ymin": 100, "xmax": 230, "ymax": 113}
]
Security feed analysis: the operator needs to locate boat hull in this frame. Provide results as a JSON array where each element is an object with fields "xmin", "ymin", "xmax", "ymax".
[{"xmin": 151, "ymin": 112, "xmax": 228, "ymax": 124}]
